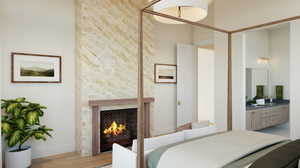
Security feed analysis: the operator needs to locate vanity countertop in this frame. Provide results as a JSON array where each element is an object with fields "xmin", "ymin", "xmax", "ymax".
[{"xmin": 246, "ymin": 99, "xmax": 290, "ymax": 111}]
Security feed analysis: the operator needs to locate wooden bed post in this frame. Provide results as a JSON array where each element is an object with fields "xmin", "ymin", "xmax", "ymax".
[
  {"xmin": 227, "ymin": 32, "xmax": 233, "ymax": 131},
  {"xmin": 137, "ymin": 10, "xmax": 145, "ymax": 168}
]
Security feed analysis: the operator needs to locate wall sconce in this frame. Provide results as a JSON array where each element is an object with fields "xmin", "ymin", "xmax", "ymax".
[{"xmin": 257, "ymin": 57, "xmax": 269, "ymax": 64}]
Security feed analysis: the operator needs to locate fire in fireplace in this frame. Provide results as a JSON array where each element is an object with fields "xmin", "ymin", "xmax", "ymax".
[
  {"xmin": 100, "ymin": 108, "xmax": 137, "ymax": 152},
  {"xmin": 103, "ymin": 121, "xmax": 126, "ymax": 136}
]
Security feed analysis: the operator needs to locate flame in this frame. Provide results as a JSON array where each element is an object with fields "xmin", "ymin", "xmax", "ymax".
[{"xmin": 103, "ymin": 121, "xmax": 126, "ymax": 136}]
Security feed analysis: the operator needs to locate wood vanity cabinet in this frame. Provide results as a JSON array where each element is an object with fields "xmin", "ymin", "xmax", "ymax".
[{"xmin": 246, "ymin": 105, "xmax": 289, "ymax": 131}]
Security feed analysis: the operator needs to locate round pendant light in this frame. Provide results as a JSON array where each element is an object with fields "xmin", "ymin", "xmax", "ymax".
[{"xmin": 153, "ymin": 0, "xmax": 208, "ymax": 24}]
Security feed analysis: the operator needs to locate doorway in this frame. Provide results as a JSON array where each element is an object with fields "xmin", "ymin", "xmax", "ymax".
[{"xmin": 176, "ymin": 44, "xmax": 215, "ymax": 127}]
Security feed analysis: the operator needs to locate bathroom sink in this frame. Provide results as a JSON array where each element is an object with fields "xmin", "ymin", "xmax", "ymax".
[
  {"xmin": 246, "ymin": 100, "xmax": 289, "ymax": 111},
  {"xmin": 259, "ymin": 103, "xmax": 276, "ymax": 106},
  {"xmin": 252, "ymin": 103, "xmax": 276, "ymax": 108}
]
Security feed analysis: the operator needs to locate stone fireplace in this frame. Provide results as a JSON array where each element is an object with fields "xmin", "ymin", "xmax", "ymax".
[{"xmin": 89, "ymin": 98, "xmax": 154, "ymax": 155}]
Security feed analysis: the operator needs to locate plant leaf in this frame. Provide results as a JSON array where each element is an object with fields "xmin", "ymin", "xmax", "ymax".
[
  {"xmin": 38, "ymin": 125, "xmax": 53, "ymax": 137},
  {"xmin": 21, "ymin": 108, "xmax": 30, "ymax": 114},
  {"xmin": 29, "ymin": 103, "xmax": 39, "ymax": 108},
  {"xmin": 38, "ymin": 110, "xmax": 44, "ymax": 117},
  {"xmin": 15, "ymin": 118, "xmax": 26, "ymax": 129},
  {"xmin": 37, "ymin": 105, "xmax": 47, "ymax": 109},
  {"xmin": 34, "ymin": 132, "xmax": 46, "ymax": 140},
  {"xmin": 7, "ymin": 103, "xmax": 18, "ymax": 113},
  {"xmin": 13, "ymin": 107, "xmax": 22, "ymax": 118},
  {"xmin": 44, "ymin": 131, "xmax": 52, "ymax": 137},
  {"xmin": 8, "ymin": 130, "xmax": 21, "ymax": 147},
  {"xmin": 1, "ymin": 115, "xmax": 9, "ymax": 122},
  {"xmin": 16, "ymin": 97, "xmax": 26, "ymax": 103},
  {"xmin": 2, "ymin": 122, "xmax": 12, "ymax": 134},
  {"xmin": 1, "ymin": 103, "xmax": 8, "ymax": 109},
  {"xmin": 26, "ymin": 111, "xmax": 39, "ymax": 125}
]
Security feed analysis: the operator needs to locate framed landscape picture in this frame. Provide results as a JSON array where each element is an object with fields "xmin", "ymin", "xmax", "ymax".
[
  {"xmin": 11, "ymin": 53, "xmax": 62, "ymax": 83},
  {"xmin": 154, "ymin": 64, "xmax": 177, "ymax": 84}
]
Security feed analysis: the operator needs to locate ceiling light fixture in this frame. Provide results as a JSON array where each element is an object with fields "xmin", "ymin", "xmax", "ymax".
[{"xmin": 153, "ymin": 0, "xmax": 208, "ymax": 24}]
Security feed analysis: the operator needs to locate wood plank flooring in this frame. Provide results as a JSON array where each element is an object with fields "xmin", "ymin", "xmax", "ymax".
[{"xmin": 31, "ymin": 152, "xmax": 112, "ymax": 168}]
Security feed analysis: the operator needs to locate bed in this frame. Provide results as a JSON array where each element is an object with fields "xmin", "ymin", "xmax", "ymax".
[
  {"xmin": 113, "ymin": 129, "xmax": 300, "ymax": 168},
  {"xmin": 147, "ymin": 130, "xmax": 289, "ymax": 168}
]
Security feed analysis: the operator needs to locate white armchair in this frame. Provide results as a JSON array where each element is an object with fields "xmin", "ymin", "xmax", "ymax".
[
  {"xmin": 112, "ymin": 143, "xmax": 137, "ymax": 168},
  {"xmin": 112, "ymin": 131, "xmax": 185, "ymax": 168}
]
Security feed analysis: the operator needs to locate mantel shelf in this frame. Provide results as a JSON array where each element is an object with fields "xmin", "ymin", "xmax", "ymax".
[{"xmin": 89, "ymin": 97, "xmax": 155, "ymax": 107}]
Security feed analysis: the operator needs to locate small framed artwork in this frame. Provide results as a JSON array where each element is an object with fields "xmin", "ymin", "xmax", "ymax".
[
  {"xmin": 11, "ymin": 52, "xmax": 62, "ymax": 83},
  {"xmin": 154, "ymin": 64, "xmax": 177, "ymax": 84}
]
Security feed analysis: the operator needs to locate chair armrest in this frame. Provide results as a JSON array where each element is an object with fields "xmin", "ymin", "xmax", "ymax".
[{"xmin": 112, "ymin": 143, "xmax": 137, "ymax": 168}]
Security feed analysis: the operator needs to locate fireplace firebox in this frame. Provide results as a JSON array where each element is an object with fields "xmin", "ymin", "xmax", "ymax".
[{"xmin": 100, "ymin": 108, "xmax": 137, "ymax": 152}]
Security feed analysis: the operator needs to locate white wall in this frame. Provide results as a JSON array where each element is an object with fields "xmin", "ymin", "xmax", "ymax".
[
  {"xmin": 198, "ymin": 48, "xmax": 215, "ymax": 123},
  {"xmin": 153, "ymin": 22, "xmax": 193, "ymax": 135},
  {"xmin": 232, "ymin": 33, "xmax": 246, "ymax": 130},
  {"xmin": 246, "ymin": 69, "xmax": 252, "ymax": 100},
  {"xmin": 244, "ymin": 30, "xmax": 270, "ymax": 99},
  {"xmin": 269, "ymin": 26, "xmax": 290, "ymax": 99},
  {"xmin": 245, "ymin": 30, "xmax": 270, "ymax": 69},
  {"xmin": 193, "ymin": 4, "xmax": 214, "ymax": 47},
  {"xmin": 290, "ymin": 20, "xmax": 300, "ymax": 140},
  {"xmin": 0, "ymin": 0, "xmax": 76, "ymax": 158},
  {"xmin": 250, "ymin": 69, "xmax": 270, "ymax": 98},
  {"xmin": 214, "ymin": 32, "xmax": 228, "ymax": 131}
]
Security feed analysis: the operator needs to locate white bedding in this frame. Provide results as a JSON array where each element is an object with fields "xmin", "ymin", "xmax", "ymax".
[{"xmin": 156, "ymin": 131, "xmax": 287, "ymax": 168}]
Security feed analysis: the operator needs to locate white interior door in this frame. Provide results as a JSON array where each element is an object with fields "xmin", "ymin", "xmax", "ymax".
[{"xmin": 177, "ymin": 43, "xmax": 198, "ymax": 127}]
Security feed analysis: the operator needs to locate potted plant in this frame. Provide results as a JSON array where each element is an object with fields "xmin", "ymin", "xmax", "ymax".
[{"xmin": 1, "ymin": 97, "xmax": 53, "ymax": 168}]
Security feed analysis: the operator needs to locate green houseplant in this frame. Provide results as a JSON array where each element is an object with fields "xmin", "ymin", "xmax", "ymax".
[{"xmin": 1, "ymin": 97, "xmax": 53, "ymax": 168}]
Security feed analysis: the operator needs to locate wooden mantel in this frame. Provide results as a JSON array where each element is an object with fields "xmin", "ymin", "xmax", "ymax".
[
  {"xmin": 89, "ymin": 97, "xmax": 155, "ymax": 106},
  {"xmin": 89, "ymin": 97, "xmax": 154, "ymax": 156}
]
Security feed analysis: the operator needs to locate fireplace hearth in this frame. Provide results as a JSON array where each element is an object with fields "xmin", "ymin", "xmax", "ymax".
[{"xmin": 100, "ymin": 108, "xmax": 137, "ymax": 152}]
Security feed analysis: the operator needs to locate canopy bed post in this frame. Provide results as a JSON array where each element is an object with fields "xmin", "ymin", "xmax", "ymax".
[
  {"xmin": 227, "ymin": 32, "xmax": 233, "ymax": 131},
  {"xmin": 137, "ymin": 9, "xmax": 145, "ymax": 168}
]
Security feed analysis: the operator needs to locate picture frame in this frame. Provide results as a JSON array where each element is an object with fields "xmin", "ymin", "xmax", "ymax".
[
  {"xmin": 11, "ymin": 52, "xmax": 62, "ymax": 83},
  {"xmin": 154, "ymin": 64, "xmax": 177, "ymax": 84}
]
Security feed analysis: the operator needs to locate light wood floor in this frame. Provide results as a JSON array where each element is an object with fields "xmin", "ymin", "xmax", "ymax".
[{"xmin": 31, "ymin": 152, "xmax": 112, "ymax": 168}]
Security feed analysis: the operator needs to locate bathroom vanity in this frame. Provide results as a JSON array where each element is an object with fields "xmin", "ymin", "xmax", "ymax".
[{"xmin": 246, "ymin": 100, "xmax": 289, "ymax": 131}]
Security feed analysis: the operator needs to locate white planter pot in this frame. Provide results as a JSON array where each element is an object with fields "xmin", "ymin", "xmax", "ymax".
[{"xmin": 5, "ymin": 146, "xmax": 31, "ymax": 168}]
